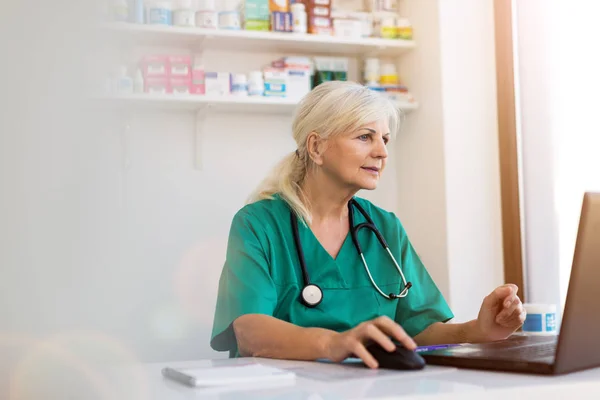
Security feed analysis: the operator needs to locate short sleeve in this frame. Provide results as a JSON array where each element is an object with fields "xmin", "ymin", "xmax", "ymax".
[
  {"xmin": 393, "ymin": 217, "xmax": 454, "ymax": 337},
  {"xmin": 210, "ymin": 210, "xmax": 278, "ymax": 355}
]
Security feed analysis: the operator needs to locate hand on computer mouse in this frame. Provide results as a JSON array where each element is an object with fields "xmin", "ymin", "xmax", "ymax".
[
  {"xmin": 323, "ymin": 316, "xmax": 417, "ymax": 369},
  {"xmin": 365, "ymin": 341, "xmax": 426, "ymax": 370}
]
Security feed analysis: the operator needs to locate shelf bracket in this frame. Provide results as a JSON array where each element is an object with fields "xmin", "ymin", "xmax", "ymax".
[
  {"xmin": 119, "ymin": 111, "xmax": 133, "ymax": 170},
  {"xmin": 195, "ymin": 36, "xmax": 207, "ymax": 60},
  {"xmin": 194, "ymin": 106, "xmax": 209, "ymax": 170}
]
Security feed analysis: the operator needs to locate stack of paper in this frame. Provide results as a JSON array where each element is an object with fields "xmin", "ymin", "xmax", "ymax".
[{"xmin": 161, "ymin": 364, "xmax": 296, "ymax": 388}]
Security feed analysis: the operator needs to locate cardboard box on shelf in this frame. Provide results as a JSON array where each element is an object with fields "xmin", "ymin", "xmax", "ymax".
[
  {"xmin": 244, "ymin": 0, "xmax": 270, "ymax": 20},
  {"xmin": 245, "ymin": 20, "xmax": 270, "ymax": 30},
  {"xmin": 269, "ymin": 0, "xmax": 289, "ymax": 12}
]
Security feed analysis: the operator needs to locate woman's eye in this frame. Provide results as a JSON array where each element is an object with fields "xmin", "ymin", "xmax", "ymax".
[{"xmin": 358, "ymin": 134, "xmax": 369, "ymax": 141}]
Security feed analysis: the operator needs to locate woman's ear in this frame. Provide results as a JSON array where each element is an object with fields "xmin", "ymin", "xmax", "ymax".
[{"xmin": 306, "ymin": 132, "xmax": 326, "ymax": 166}]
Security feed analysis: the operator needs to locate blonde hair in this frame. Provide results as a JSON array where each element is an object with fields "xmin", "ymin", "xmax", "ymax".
[{"xmin": 248, "ymin": 80, "xmax": 401, "ymax": 223}]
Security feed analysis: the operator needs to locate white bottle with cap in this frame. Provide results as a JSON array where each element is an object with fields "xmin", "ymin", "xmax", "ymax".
[
  {"xmin": 248, "ymin": 71, "xmax": 264, "ymax": 96},
  {"xmin": 134, "ymin": 68, "xmax": 144, "ymax": 93},
  {"xmin": 116, "ymin": 65, "xmax": 133, "ymax": 94},
  {"xmin": 291, "ymin": 2, "xmax": 307, "ymax": 34},
  {"xmin": 363, "ymin": 58, "xmax": 380, "ymax": 86}
]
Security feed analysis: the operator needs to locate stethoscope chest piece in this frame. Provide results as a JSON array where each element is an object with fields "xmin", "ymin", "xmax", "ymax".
[{"xmin": 301, "ymin": 284, "xmax": 323, "ymax": 308}]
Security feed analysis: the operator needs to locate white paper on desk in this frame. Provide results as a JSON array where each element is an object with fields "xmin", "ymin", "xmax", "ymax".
[{"xmin": 171, "ymin": 364, "xmax": 296, "ymax": 387}]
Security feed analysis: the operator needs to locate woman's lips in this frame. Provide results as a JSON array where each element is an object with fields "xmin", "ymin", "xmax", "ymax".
[{"xmin": 361, "ymin": 167, "xmax": 380, "ymax": 175}]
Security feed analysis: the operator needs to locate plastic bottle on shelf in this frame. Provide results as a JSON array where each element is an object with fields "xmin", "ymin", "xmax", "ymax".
[
  {"xmin": 396, "ymin": 17, "xmax": 413, "ymax": 40},
  {"xmin": 363, "ymin": 58, "xmax": 380, "ymax": 86},
  {"xmin": 116, "ymin": 66, "xmax": 134, "ymax": 94},
  {"xmin": 173, "ymin": 0, "xmax": 196, "ymax": 27},
  {"xmin": 332, "ymin": 58, "xmax": 348, "ymax": 82},
  {"xmin": 133, "ymin": 0, "xmax": 144, "ymax": 23},
  {"xmin": 291, "ymin": 2, "xmax": 307, "ymax": 34},
  {"xmin": 231, "ymin": 74, "xmax": 249, "ymax": 96},
  {"xmin": 196, "ymin": 0, "xmax": 217, "ymax": 29},
  {"xmin": 248, "ymin": 71, "xmax": 265, "ymax": 96},
  {"xmin": 380, "ymin": 63, "xmax": 398, "ymax": 85},
  {"xmin": 134, "ymin": 68, "xmax": 144, "ymax": 93}
]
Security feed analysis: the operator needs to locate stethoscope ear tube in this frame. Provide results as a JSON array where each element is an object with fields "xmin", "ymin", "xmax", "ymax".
[
  {"xmin": 349, "ymin": 199, "xmax": 390, "ymax": 250},
  {"xmin": 291, "ymin": 211, "xmax": 311, "ymax": 288},
  {"xmin": 352, "ymin": 222, "xmax": 389, "ymax": 252}
]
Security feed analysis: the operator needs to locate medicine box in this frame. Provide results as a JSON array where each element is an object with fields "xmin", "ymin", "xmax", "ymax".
[
  {"xmin": 333, "ymin": 19, "xmax": 362, "ymax": 38},
  {"xmin": 244, "ymin": 0, "xmax": 270, "ymax": 20},
  {"xmin": 141, "ymin": 55, "xmax": 169, "ymax": 78},
  {"xmin": 170, "ymin": 77, "xmax": 192, "ymax": 95},
  {"xmin": 191, "ymin": 65, "xmax": 205, "ymax": 95},
  {"xmin": 205, "ymin": 72, "xmax": 231, "ymax": 96},
  {"xmin": 167, "ymin": 56, "xmax": 191, "ymax": 78},
  {"xmin": 271, "ymin": 57, "xmax": 311, "ymax": 100},
  {"xmin": 308, "ymin": 16, "xmax": 332, "ymax": 34},
  {"xmin": 271, "ymin": 11, "xmax": 292, "ymax": 32},
  {"xmin": 269, "ymin": 0, "xmax": 289, "ymax": 12},
  {"xmin": 245, "ymin": 20, "xmax": 270, "ymax": 31},
  {"xmin": 263, "ymin": 68, "xmax": 288, "ymax": 97},
  {"xmin": 145, "ymin": 77, "xmax": 170, "ymax": 94}
]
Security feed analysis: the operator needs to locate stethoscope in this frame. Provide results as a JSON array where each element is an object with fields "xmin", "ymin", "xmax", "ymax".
[{"xmin": 291, "ymin": 198, "xmax": 413, "ymax": 308}]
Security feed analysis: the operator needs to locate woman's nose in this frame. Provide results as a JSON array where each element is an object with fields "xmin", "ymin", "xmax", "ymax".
[{"xmin": 373, "ymin": 137, "xmax": 388, "ymax": 158}]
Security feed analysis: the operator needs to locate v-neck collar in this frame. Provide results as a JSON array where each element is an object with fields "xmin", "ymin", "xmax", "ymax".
[
  {"xmin": 296, "ymin": 199, "xmax": 367, "ymax": 265},
  {"xmin": 302, "ymin": 223, "xmax": 353, "ymax": 263}
]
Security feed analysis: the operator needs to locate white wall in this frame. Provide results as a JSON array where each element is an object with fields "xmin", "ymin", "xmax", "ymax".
[
  {"xmin": 395, "ymin": 0, "xmax": 451, "ymax": 304},
  {"xmin": 397, "ymin": 0, "xmax": 504, "ymax": 322},
  {"xmin": 438, "ymin": 0, "xmax": 504, "ymax": 321}
]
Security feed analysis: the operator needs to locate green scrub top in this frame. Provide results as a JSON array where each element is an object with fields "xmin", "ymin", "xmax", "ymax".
[{"xmin": 210, "ymin": 194, "xmax": 454, "ymax": 356}]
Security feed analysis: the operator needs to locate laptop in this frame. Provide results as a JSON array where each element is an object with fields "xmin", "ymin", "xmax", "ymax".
[{"xmin": 421, "ymin": 192, "xmax": 600, "ymax": 375}]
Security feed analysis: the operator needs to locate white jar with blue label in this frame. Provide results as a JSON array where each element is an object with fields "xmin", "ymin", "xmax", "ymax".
[
  {"xmin": 147, "ymin": 0, "xmax": 172, "ymax": 25},
  {"xmin": 522, "ymin": 303, "xmax": 558, "ymax": 335},
  {"xmin": 231, "ymin": 74, "xmax": 248, "ymax": 96},
  {"xmin": 218, "ymin": 11, "xmax": 241, "ymax": 30}
]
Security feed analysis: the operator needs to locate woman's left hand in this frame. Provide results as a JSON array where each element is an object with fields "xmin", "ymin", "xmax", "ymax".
[{"xmin": 473, "ymin": 284, "xmax": 527, "ymax": 342}]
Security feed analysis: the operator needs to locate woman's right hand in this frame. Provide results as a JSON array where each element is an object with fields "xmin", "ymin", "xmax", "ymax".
[{"xmin": 323, "ymin": 316, "xmax": 417, "ymax": 368}]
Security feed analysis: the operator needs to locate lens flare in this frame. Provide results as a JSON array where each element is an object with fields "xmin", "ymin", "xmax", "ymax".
[{"xmin": 8, "ymin": 330, "xmax": 149, "ymax": 400}]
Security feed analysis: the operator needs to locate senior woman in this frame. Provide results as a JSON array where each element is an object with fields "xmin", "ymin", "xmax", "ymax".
[{"xmin": 210, "ymin": 81, "xmax": 525, "ymax": 368}]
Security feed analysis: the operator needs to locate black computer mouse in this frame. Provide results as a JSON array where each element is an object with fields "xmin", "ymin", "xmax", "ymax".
[{"xmin": 365, "ymin": 341, "xmax": 426, "ymax": 370}]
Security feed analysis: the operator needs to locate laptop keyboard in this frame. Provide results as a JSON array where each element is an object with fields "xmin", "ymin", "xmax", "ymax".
[
  {"xmin": 438, "ymin": 334, "xmax": 558, "ymax": 363},
  {"xmin": 482, "ymin": 341, "xmax": 557, "ymax": 362}
]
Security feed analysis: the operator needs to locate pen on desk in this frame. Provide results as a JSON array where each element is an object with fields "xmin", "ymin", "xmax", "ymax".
[
  {"xmin": 415, "ymin": 344, "xmax": 461, "ymax": 352},
  {"xmin": 162, "ymin": 367, "xmax": 196, "ymax": 387}
]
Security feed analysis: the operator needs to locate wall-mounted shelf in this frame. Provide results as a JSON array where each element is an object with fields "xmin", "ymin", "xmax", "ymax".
[
  {"xmin": 95, "ymin": 93, "xmax": 418, "ymax": 171},
  {"xmin": 100, "ymin": 22, "xmax": 416, "ymax": 57},
  {"xmin": 94, "ymin": 93, "xmax": 419, "ymax": 114}
]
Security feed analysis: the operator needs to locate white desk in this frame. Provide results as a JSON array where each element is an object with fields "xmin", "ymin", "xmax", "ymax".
[{"xmin": 93, "ymin": 357, "xmax": 600, "ymax": 400}]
